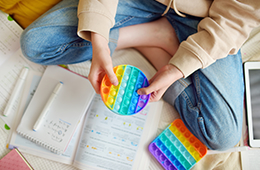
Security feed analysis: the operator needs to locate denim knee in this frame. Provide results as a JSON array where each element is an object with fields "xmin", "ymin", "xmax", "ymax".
[
  {"xmin": 20, "ymin": 29, "xmax": 46, "ymax": 64},
  {"xmin": 196, "ymin": 114, "xmax": 242, "ymax": 151},
  {"xmin": 20, "ymin": 25, "xmax": 94, "ymax": 65},
  {"xmin": 19, "ymin": 0, "xmax": 88, "ymax": 65},
  {"xmin": 172, "ymin": 87, "xmax": 243, "ymax": 151}
]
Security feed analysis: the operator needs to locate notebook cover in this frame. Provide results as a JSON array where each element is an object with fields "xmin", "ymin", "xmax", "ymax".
[{"xmin": 0, "ymin": 149, "xmax": 34, "ymax": 170}]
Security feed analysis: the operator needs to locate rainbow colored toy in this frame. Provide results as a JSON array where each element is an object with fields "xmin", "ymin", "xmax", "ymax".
[
  {"xmin": 100, "ymin": 65, "xmax": 150, "ymax": 115},
  {"xmin": 149, "ymin": 119, "xmax": 207, "ymax": 170}
]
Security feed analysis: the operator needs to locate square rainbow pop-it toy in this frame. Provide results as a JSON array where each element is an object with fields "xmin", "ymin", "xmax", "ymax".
[
  {"xmin": 100, "ymin": 65, "xmax": 150, "ymax": 115},
  {"xmin": 149, "ymin": 119, "xmax": 207, "ymax": 170}
]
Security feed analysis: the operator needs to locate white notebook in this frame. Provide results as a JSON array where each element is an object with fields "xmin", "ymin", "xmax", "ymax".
[{"xmin": 16, "ymin": 65, "xmax": 95, "ymax": 154}]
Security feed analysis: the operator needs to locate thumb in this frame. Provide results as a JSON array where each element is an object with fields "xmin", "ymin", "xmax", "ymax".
[
  {"xmin": 137, "ymin": 85, "xmax": 156, "ymax": 96},
  {"xmin": 137, "ymin": 87, "xmax": 149, "ymax": 95},
  {"xmin": 137, "ymin": 78, "xmax": 163, "ymax": 95},
  {"xmin": 105, "ymin": 66, "xmax": 118, "ymax": 86}
]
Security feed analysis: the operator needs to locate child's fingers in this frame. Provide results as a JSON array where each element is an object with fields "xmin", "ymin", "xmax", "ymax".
[
  {"xmin": 90, "ymin": 80, "xmax": 100, "ymax": 94},
  {"xmin": 88, "ymin": 74, "xmax": 100, "ymax": 94},
  {"xmin": 149, "ymin": 92, "xmax": 163, "ymax": 102}
]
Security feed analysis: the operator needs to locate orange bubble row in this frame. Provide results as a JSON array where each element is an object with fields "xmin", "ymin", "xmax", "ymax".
[{"xmin": 169, "ymin": 119, "xmax": 207, "ymax": 159}]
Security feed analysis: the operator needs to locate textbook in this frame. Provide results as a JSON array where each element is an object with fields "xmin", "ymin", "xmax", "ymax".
[
  {"xmin": 0, "ymin": 148, "xmax": 34, "ymax": 170},
  {"xmin": 9, "ymin": 63, "xmax": 163, "ymax": 169}
]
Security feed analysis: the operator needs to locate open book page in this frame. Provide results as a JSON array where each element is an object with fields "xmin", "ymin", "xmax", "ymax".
[
  {"xmin": 8, "ymin": 70, "xmax": 88, "ymax": 165},
  {"xmin": 0, "ymin": 11, "xmax": 22, "ymax": 64},
  {"xmin": 73, "ymin": 94, "xmax": 163, "ymax": 170},
  {"xmin": 0, "ymin": 10, "xmax": 46, "ymax": 128}
]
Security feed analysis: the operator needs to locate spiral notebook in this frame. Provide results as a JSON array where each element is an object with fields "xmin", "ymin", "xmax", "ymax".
[{"xmin": 16, "ymin": 65, "xmax": 95, "ymax": 154}]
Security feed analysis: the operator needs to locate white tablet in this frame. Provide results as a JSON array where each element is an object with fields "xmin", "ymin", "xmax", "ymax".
[{"xmin": 244, "ymin": 61, "xmax": 260, "ymax": 147}]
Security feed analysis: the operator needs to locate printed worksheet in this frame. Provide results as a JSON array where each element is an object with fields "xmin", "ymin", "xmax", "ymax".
[
  {"xmin": 0, "ymin": 11, "xmax": 21, "ymax": 64},
  {"xmin": 74, "ymin": 95, "xmax": 150, "ymax": 170}
]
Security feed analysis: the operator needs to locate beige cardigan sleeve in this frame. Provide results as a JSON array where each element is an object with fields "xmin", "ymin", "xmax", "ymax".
[
  {"xmin": 77, "ymin": 0, "xmax": 118, "ymax": 42},
  {"xmin": 169, "ymin": 0, "xmax": 260, "ymax": 77}
]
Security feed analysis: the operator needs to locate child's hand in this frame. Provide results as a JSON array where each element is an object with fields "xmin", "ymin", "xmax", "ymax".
[
  {"xmin": 137, "ymin": 64, "xmax": 183, "ymax": 102},
  {"xmin": 88, "ymin": 32, "xmax": 118, "ymax": 94}
]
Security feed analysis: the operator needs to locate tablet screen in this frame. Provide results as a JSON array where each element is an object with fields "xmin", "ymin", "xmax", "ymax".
[{"xmin": 248, "ymin": 69, "xmax": 260, "ymax": 139}]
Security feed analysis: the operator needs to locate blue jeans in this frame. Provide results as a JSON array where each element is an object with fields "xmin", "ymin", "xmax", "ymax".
[{"xmin": 21, "ymin": 0, "xmax": 244, "ymax": 150}]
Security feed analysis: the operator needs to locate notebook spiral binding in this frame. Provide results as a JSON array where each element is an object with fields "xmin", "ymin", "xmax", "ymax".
[{"xmin": 17, "ymin": 130, "xmax": 61, "ymax": 154}]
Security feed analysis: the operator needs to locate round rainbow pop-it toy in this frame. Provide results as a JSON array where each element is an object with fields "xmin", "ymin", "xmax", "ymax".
[{"xmin": 100, "ymin": 65, "xmax": 150, "ymax": 115}]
